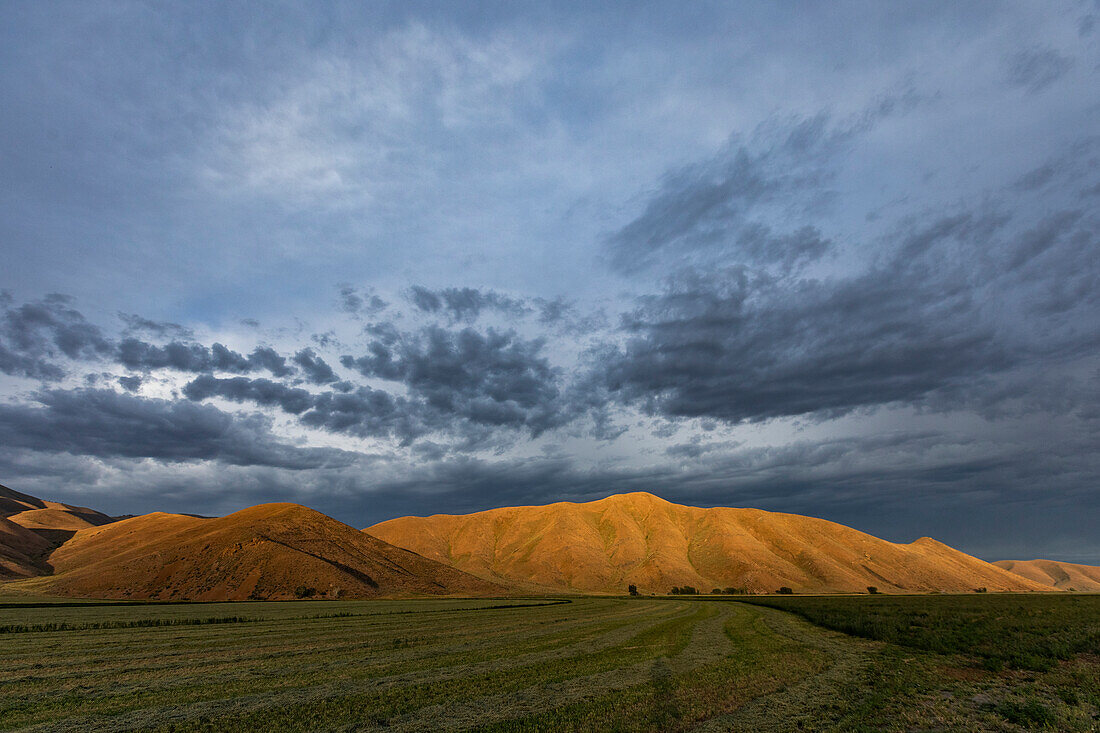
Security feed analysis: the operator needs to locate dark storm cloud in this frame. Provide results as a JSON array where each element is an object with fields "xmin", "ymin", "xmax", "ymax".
[
  {"xmin": 1006, "ymin": 45, "xmax": 1074, "ymax": 92},
  {"xmin": 0, "ymin": 293, "xmax": 113, "ymax": 380},
  {"xmin": 339, "ymin": 285, "xmax": 387, "ymax": 317},
  {"xmin": 407, "ymin": 286, "xmax": 530, "ymax": 322},
  {"xmin": 341, "ymin": 325, "xmax": 569, "ymax": 435},
  {"xmin": 117, "ymin": 312, "xmax": 193, "ymax": 339},
  {"xmin": 117, "ymin": 375, "xmax": 142, "ymax": 393},
  {"xmin": 116, "ymin": 338, "xmax": 293, "ymax": 377},
  {"xmin": 0, "ymin": 388, "xmax": 353, "ymax": 470},
  {"xmin": 247, "ymin": 346, "xmax": 293, "ymax": 377},
  {"xmin": 604, "ymin": 114, "xmax": 856, "ymax": 274},
  {"xmin": 181, "ymin": 372, "xmax": 505, "ymax": 446},
  {"xmin": 534, "ymin": 297, "xmax": 609, "ymax": 335},
  {"xmin": 180, "ymin": 374, "xmax": 422, "ymax": 444},
  {"xmin": 182, "ymin": 375, "xmax": 314, "ymax": 414},
  {"xmin": 2, "ymin": 293, "xmax": 307, "ymax": 382},
  {"xmin": 598, "ymin": 195, "xmax": 1099, "ymax": 423},
  {"xmin": 292, "ymin": 347, "xmax": 338, "ymax": 384},
  {"xmin": 299, "ymin": 386, "xmax": 419, "ymax": 443},
  {"xmin": 1013, "ymin": 164, "xmax": 1058, "ymax": 192}
]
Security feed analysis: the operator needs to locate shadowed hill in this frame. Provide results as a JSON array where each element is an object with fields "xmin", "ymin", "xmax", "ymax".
[
  {"xmin": 993, "ymin": 559, "xmax": 1100, "ymax": 591},
  {"xmin": 0, "ymin": 484, "xmax": 47, "ymax": 516},
  {"xmin": 7, "ymin": 507, "xmax": 116, "ymax": 548},
  {"xmin": 2, "ymin": 483, "xmax": 115, "ymax": 529},
  {"xmin": 18, "ymin": 503, "xmax": 503, "ymax": 600},
  {"xmin": 0, "ymin": 516, "xmax": 53, "ymax": 578},
  {"xmin": 0, "ymin": 484, "xmax": 117, "ymax": 576},
  {"xmin": 367, "ymin": 492, "xmax": 1051, "ymax": 594}
]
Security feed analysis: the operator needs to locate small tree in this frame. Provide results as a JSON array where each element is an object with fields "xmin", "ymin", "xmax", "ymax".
[
  {"xmin": 628, "ymin": 584, "xmax": 638, "ymax": 596},
  {"xmin": 776, "ymin": 587, "xmax": 794, "ymax": 594},
  {"xmin": 867, "ymin": 586, "xmax": 879, "ymax": 594},
  {"xmin": 974, "ymin": 587, "xmax": 988, "ymax": 593}
]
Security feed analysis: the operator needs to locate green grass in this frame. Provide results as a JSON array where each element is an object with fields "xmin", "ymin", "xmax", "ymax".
[
  {"xmin": 1, "ymin": 594, "xmax": 1098, "ymax": 731},
  {"xmin": 735, "ymin": 593, "xmax": 1100, "ymax": 671},
  {"xmin": 732, "ymin": 593, "xmax": 1100, "ymax": 731}
]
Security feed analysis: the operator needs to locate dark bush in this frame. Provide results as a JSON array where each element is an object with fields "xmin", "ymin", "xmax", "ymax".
[
  {"xmin": 993, "ymin": 699, "xmax": 1056, "ymax": 727},
  {"xmin": 777, "ymin": 587, "xmax": 794, "ymax": 594}
]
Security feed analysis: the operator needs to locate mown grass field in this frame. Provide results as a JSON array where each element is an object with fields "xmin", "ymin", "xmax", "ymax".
[{"xmin": 0, "ymin": 594, "xmax": 1097, "ymax": 731}]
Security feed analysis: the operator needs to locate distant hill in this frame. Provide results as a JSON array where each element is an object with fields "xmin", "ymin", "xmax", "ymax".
[
  {"xmin": 367, "ymin": 492, "xmax": 1051, "ymax": 594},
  {"xmin": 0, "ymin": 516, "xmax": 53, "ymax": 578},
  {"xmin": 0, "ymin": 484, "xmax": 116, "ymax": 578},
  {"xmin": 993, "ymin": 559, "xmax": 1100, "ymax": 591},
  {"xmin": 18, "ymin": 502, "xmax": 502, "ymax": 600},
  {"xmin": 0, "ymin": 483, "xmax": 46, "ymax": 515},
  {"xmin": 0, "ymin": 484, "xmax": 1071, "ymax": 599}
]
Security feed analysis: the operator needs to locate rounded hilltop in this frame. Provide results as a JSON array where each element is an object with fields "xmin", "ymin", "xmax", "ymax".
[{"xmin": 367, "ymin": 492, "xmax": 1053, "ymax": 595}]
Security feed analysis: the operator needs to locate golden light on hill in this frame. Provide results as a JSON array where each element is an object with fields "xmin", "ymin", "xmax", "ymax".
[{"xmin": 368, "ymin": 492, "xmax": 1054, "ymax": 594}]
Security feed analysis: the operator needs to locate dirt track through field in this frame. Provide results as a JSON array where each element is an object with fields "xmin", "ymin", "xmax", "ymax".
[
  {"xmin": 689, "ymin": 604, "xmax": 880, "ymax": 732},
  {"xmin": 378, "ymin": 601, "xmax": 739, "ymax": 731}
]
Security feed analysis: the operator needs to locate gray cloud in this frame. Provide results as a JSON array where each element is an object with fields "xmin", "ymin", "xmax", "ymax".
[
  {"xmin": 0, "ymin": 388, "xmax": 353, "ymax": 470},
  {"xmin": 117, "ymin": 375, "xmax": 142, "ymax": 393},
  {"xmin": 117, "ymin": 313, "xmax": 193, "ymax": 339},
  {"xmin": 117, "ymin": 338, "xmax": 293, "ymax": 377},
  {"xmin": 299, "ymin": 386, "xmax": 418, "ymax": 443},
  {"xmin": 599, "ymin": 195, "xmax": 1098, "ymax": 423},
  {"xmin": 341, "ymin": 325, "xmax": 570, "ymax": 435},
  {"xmin": 339, "ymin": 285, "xmax": 388, "ymax": 318},
  {"xmin": 292, "ymin": 347, "xmax": 339, "ymax": 384},
  {"xmin": 1006, "ymin": 46, "xmax": 1074, "ymax": 92},
  {"xmin": 408, "ymin": 286, "xmax": 530, "ymax": 323},
  {"xmin": 0, "ymin": 293, "xmax": 113, "ymax": 380},
  {"xmin": 182, "ymin": 375, "xmax": 314, "ymax": 415},
  {"xmin": 604, "ymin": 113, "xmax": 878, "ymax": 275}
]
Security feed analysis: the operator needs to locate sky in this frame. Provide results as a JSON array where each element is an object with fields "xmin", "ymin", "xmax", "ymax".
[{"xmin": 1, "ymin": 1, "xmax": 1099, "ymax": 563}]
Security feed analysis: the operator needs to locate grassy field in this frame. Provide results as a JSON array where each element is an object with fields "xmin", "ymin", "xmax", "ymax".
[
  {"xmin": 737, "ymin": 593, "xmax": 1100, "ymax": 671},
  {"xmin": 0, "ymin": 594, "xmax": 1097, "ymax": 731}
]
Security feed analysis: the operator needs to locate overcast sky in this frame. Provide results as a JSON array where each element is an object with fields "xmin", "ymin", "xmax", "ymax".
[{"xmin": 2, "ymin": 1, "xmax": 1099, "ymax": 563}]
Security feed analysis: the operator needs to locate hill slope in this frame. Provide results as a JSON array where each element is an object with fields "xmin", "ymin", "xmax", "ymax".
[
  {"xmin": 993, "ymin": 559, "xmax": 1100, "ymax": 591},
  {"xmin": 0, "ymin": 484, "xmax": 117, "ymax": 576},
  {"xmin": 19, "ymin": 503, "xmax": 502, "ymax": 600},
  {"xmin": 0, "ymin": 516, "xmax": 53, "ymax": 578},
  {"xmin": 367, "ymin": 492, "xmax": 1051, "ymax": 594}
]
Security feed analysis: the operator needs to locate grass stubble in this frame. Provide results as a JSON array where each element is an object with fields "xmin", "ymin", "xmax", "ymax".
[{"xmin": 0, "ymin": 593, "xmax": 1096, "ymax": 731}]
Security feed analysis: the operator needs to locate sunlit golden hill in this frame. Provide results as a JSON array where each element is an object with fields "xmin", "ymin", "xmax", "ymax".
[
  {"xmin": 15, "ymin": 502, "xmax": 502, "ymax": 600},
  {"xmin": 993, "ymin": 559, "xmax": 1100, "ymax": 591},
  {"xmin": 367, "ymin": 492, "xmax": 1052, "ymax": 594}
]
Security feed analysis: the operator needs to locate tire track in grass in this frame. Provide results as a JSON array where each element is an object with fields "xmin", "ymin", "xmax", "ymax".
[
  {"xmin": 689, "ymin": 603, "xmax": 880, "ymax": 733},
  {"xmin": 469, "ymin": 600, "xmax": 828, "ymax": 731},
  {"xmin": 377, "ymin": 602, "xmax": 736, "ymax": 732}
]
